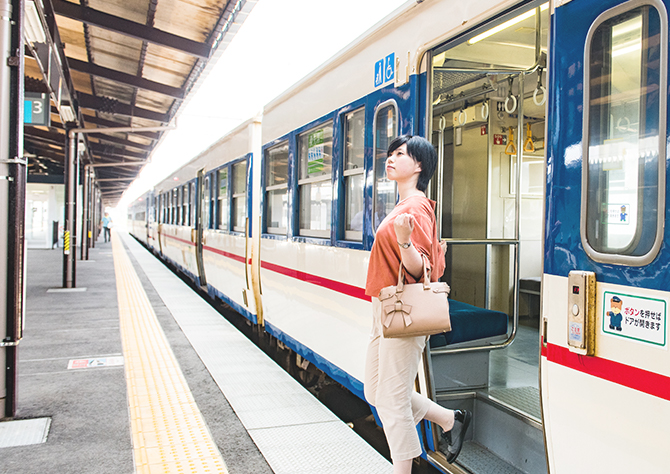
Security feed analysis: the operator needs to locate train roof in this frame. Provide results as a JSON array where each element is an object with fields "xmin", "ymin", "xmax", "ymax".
[
  {"xmin": 261, "ymin": 0, "xmax": 520, "ymax": 143},
  {"xmin": 152, "ymin": 115, "xmax": 260, "ymax": 193}
]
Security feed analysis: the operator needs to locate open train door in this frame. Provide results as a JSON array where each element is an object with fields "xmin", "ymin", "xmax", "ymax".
[
  {"xmin": 418, "ymin": 2, "xmax": 550, "ymax": 473},
  {"xmin": 542, "ymin": 0, "xmax": 669, "ymax": 472},
  {"xmin": 195, "ymin": 168, "xmax": 207, "ymax": 288}
]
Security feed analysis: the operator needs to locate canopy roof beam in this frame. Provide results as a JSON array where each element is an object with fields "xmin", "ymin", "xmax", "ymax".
[
  {"xmin": 80, "ymin": 114, "xmax": 160, "ymax": 140},
  {"xmin": 52, "ymin": 0, "xmax": 211, "ymax": 59},
  {"xmin": 77, "ymin": 93, "xmax": 169, "ymax": 122},
  {"xmin": 67, "ymin": 58, "xmax": 185, "ymax": 100}
]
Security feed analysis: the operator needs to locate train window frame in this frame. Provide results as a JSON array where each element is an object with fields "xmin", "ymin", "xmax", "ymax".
[
  {"xmin": 174, "ymin": 188, "xmax": 179, "ymax": 225},
  {"xmin": 190, "ymin": 181, "xmax": 196, "ymax": 227},
  {"xmin": 581, "ymin": 0, "xmax": 667, "ymax": 266},
  {"xmin": 164, "ymin": 193, "xmax": 169, "ymax": 224},
  {"xmin": 182, "ymin": 185, "xmax": 189, "ymax": 226},
  {"xmin": 167, "ymin": 192, "xmax": 172, "ymax": 224},
  {"xmin": 372, "ymin": 99, "xmax": 399, "ymax": 234},
  {"xmin": 168, "ymin": 193, "xmax": 171, "ymax": 223},
  {"xmin": 264, "ymin": 141, "xmax": 290, "ymax": 236},
  {"xmin": 297, "ymin": 121, "xmax": 334, "ymax": 239},
  {"xmin": 203, "ymin": 174, "xmax": 211, "ymax": 230},
  {"xmin": 172, "ymin": 187, "xmax": 181, "ymax": 225},
  {"xmin": 342, "ymin": 107, "xmax": 365, "ymax": 242},
  {"xmin": 217, "ymin": 167, "xmax": 229, "ymax": 231},
  {"xmin": 231, "ymin": 159, "xmax": 248, "ymax": 233}
]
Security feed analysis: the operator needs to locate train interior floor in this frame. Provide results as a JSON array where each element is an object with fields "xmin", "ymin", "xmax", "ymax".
[
  {"xmin": 0, "ymin": 232, "xmax": 393, "ymax": 474},
  {"xmin": 488, "ymin": 324, "xmax": 541, "ymax": 420}
]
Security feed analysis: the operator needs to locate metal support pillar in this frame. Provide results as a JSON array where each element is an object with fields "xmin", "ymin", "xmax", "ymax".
[
  {"xmin": 81, "ymin": 165, "xmax": 89, "ymax": 260},
  {"xmin": 91, "ymin": 185, "xmax": 98, "ymax": 248},
  {"xmin": 1, "ymin": 0, "xmax": 24, "ymax": 419},
  {"xmin": 63, "ymin": 132, "xmax": 80, "ymax": 287}
]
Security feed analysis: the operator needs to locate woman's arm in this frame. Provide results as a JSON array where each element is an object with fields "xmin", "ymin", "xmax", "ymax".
[{"xmin": 393, "ymin": 213, "xmax": 425, "ymax": 279}]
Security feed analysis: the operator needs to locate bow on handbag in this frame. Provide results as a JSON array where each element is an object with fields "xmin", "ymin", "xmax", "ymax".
[{"xmin": 383, "ymin": 299, "xmax": 413, "ymax": 330}]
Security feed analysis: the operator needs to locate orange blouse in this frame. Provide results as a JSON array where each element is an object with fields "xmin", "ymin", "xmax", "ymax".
[{"xmin": 365, "ymin": 195, "xmax": 445, "ymax": 297}]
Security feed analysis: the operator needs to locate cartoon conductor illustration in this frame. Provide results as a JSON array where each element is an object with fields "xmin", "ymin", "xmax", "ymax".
[
  {"xmin": 608, "ymin": 296, "xmax": 623, "ymax": 331},
  {"xmin": 620, "ymin": 205, "xmax": 628, "ymax": 222}
]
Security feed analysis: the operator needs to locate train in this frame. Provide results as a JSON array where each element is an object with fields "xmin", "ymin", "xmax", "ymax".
[{"xmin": 128, "ymin": 0, "xmax": 670, "ymax": 472}]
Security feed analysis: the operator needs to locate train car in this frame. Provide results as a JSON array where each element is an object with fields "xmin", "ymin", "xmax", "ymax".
[
  {"xmin": 149, "ymin": 118, "xmax": 262, "ymax": 321},
  {"xmin": 128, "ymin": 0, "xmax": 670, "ymax": 472},
  {"xmin": 127, "ymin": 191, "xmax": 151, "ymax": 245},
  {"xmin": 255, "ymin": 1, "xmax": 547, "ymax": 472},
  {"xmin": 543, "ymin": 0, "xmax": 670, "ymax": 472}
]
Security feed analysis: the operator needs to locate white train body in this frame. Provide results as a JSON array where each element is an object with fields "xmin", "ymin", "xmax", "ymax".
[{"xmin": 129, "ymin": 0, "xmax": 670, "ymax": 472}]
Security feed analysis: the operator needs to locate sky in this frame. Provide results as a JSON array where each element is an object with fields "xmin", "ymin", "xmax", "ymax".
[{"xmin": 116, "ymin": 0, "xmax": 409, "ymax": 211}]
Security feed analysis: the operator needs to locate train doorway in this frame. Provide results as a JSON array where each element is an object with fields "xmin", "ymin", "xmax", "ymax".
[
  {"xmin": 423, "ymin": 2, "xmax": 548, "ymax": 472},
  {"xmin": 195, "ymin": 169, "xmax": 208, "ymax": 289}
]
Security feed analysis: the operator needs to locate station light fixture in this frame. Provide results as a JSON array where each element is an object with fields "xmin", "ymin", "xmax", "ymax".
[
  {"xmin": 468, "ymin": 2, "xmax": 549, "ymax": 45},
  {"xmin": 60, "ymin": 101, "xmax": 76, "ymax": 122}
]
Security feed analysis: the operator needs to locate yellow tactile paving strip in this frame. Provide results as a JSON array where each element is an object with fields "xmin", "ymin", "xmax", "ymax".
[{"xmin": 112, "ymin": 233, "xmax": 229, "ymax": 474}]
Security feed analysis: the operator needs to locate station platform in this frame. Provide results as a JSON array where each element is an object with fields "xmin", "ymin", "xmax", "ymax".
[{"xmin": 1, "ymin": 231, "xmax": 392, "ymax": 473}]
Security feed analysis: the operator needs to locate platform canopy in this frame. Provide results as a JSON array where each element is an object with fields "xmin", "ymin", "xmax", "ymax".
[{"xmin": 23, "ymin": 0, "xmax": 256, "ymax": 206}]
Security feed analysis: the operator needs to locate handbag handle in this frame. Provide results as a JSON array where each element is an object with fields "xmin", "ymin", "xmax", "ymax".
[{"xmin": 396, "ymin": 254, "xmax": 431, "ymax": 292}]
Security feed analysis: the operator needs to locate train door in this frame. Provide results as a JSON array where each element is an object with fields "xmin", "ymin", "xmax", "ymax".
[
  {"xmin": 420, "ymin": 2, "xmax": 549, "ymax": 473},
  {"xmin": 542, "ymin": 0, "xmax": 669, "ymax": 472},
  {"xmin": 195, "ymin": 169, "xmax": 207, "ymax": 288}
]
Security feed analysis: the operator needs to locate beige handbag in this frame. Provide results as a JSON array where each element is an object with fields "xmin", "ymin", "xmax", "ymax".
[{"xmin": 379, "ymin": 255, "xmax": 451, "ymax": 338}]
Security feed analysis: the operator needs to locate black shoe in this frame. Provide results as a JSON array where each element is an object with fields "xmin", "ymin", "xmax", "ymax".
[{"xmin": 442, "ymin": 409, "xmax": 471, "ymax": 464}]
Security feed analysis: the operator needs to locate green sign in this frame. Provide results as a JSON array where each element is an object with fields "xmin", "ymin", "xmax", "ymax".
[{"xmin": 307, "ymin": 129, "xmax": 324, "ymax": 174}]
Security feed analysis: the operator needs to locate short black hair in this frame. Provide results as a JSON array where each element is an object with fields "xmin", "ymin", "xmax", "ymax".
[{"xmin": 387, "ymin": 135, "xmax": 437, "ymax": 192}]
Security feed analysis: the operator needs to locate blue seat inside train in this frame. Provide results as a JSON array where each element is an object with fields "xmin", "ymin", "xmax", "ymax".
[{"xmin": 429, "ymin": 299, "xmax": 508, "ymax": 348}]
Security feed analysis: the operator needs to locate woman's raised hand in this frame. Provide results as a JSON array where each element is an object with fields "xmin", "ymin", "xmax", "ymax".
[{"xmin": 394, "ymin": 213, "xmax": 415, "ymax": 244}]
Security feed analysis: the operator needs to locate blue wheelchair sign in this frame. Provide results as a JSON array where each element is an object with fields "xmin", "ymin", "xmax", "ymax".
[{"xmin": 374, "ymin": 53, "xmax": 394, "ymax": 87}]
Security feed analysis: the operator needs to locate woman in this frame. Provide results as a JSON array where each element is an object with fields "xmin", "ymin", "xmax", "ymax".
[{"xmin": 364, "ymin": 135, "xmax": 471, "ymax": 473}]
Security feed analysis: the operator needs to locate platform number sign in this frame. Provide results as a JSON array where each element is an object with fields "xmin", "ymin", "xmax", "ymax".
[
  {"xmin": 374, "ymin": 53, "xmax": 395, "ymax": 87},
  {"xmin": 24, "ymin": 92, "xmax": 50, "ymax": 126}
]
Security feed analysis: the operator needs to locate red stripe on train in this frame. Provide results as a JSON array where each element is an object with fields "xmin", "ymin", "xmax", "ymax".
[
  {"xmin": 162, "ymin": 232, "xmax": 370, "ymax": 300},
  {"xmin": 163, "ymin": 233, "xmax": 250, "ymax": 263},
  {"xmin": 260, "ymin": 260, "xmax": 371, "ymax": 302},
  {"xmin": 162, "ymin": 233, "xmax": 194, "ymax": 246},
  {"xmin": 203, "ymin": 245, "xmax": 247, "ymax": 264},
  {"xmin": 543, "ymin": 341, "xmax": 670, "ymax": 401}
]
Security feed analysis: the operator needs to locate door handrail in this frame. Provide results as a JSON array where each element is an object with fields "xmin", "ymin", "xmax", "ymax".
[
  {"xmin": 431, "ymin": 239, "xmax": 520, "ymax": 355},
  {"xmin": 442, "ymin": 238, "xmax": 518, "ymax": 245}
]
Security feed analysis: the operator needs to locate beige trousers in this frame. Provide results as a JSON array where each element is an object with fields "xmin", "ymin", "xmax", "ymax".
[{"xmin": 364, "ymin": 298, "xmax": 434, "ymax": 461}]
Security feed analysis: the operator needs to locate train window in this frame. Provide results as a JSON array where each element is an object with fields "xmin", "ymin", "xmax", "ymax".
[
  {"xmin": 182, "ymin": 186, "xmax": 189, "ymax": 226},
  {"xmin": 169, "ymin": 192, "xmax": 173, "ymax": 224},
  {"xmin": 298, "ymin": 122, "xmax": 333, "ymax": 238},
  {"xmin": 343, "ymin": 108, "xmax": 365, "ymax": 241},
  {"xmin": 373, "ymin": 101, "xmax": 398, "ymax": 232},
  {"xmin": 218, "ymin": 168, "xmax": 229, "ymax": 230},
  {"xmin": 265, "ymin": 142, "xmax": 289, "ymax": 234},
  {"xmin": 203, "ymin": 176, "xmax": 211, "ymax": 229},
  {"xmin": 190, "ymin": 182, "xmax": 196, "ymax": 227},
  {"xmin": 178, "ymin": 187, "xmax": 183, "ymax": 225},
  {"xmin": 173, "ymin": 188, "xmax": 179, "ymax": 225},
  {"xmin": 583, "ymin": 3, "xmax": 666, "ymax": 264},
  {"xmin": 232, "ymin": 160, "xmax": 247, "ymax": 233}
]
